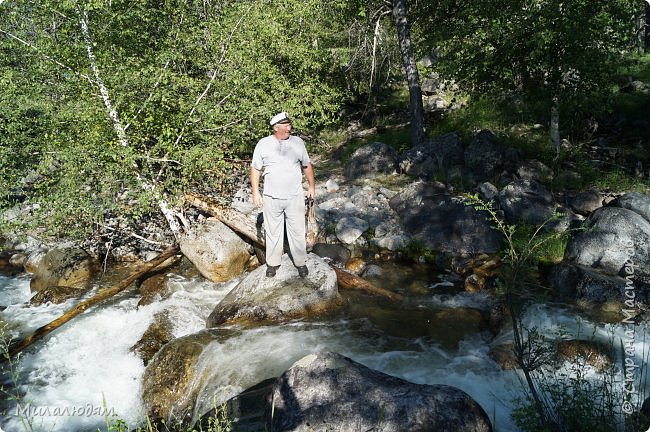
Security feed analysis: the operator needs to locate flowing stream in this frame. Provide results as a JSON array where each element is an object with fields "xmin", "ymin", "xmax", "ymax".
[{"xmin": 0, "ymin": 263, "xmax": 648, "ymax": 432}]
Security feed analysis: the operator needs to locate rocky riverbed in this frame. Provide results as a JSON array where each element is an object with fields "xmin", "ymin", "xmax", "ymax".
[{"xmin": 2, "ymin": 127, "xmax": 650, "ymax": 431}]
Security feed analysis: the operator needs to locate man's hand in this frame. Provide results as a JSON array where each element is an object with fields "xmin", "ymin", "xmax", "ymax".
[{"xmin": 252, "ymin": 191, "xmax": 263, "ymax": 208}]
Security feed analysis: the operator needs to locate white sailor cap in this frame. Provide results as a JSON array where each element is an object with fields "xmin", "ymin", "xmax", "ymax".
[{"xmin": 269, "ymin": 112, "xmax": 291, "ymax": 126}]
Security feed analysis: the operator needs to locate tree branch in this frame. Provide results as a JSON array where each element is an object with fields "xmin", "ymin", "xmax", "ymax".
[{"xmin": 0, "ymin": 28, "xmax": 95, "ymax": 85}]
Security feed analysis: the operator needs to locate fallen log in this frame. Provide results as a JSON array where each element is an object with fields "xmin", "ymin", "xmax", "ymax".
[
  {"xmin": 184, "ymin": 192, "xmax": 403, "ymax": 302},
  {"xmin": 185, "ymin": 192, "xmax": 265, "ymax": 244},
  {"xmin": 4, "ymin": 245, "xmax": 180, "ymax": 360},
  {"xmin": 332, "ymin": 266, "xmax": 402, "ymax": 302}
]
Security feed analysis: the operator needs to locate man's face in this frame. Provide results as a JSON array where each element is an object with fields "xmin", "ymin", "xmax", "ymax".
[{"xmin": 274, "ymin": 121, "xmax": 292, "ymax": 139}]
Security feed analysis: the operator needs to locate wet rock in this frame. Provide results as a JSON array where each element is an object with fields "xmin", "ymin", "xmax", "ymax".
[
  {"xmin": 311, "ymin": 243, "xmax": 350, "ymax": 266},
  {"xmin": 29, "ymin": 246, "xmax": 96, "ymax": 292},
  {"xmin": 265, "ymin": 352, "xmax": 492, "ymax": 432},
  {"xmin": 564, "ymin": 207, "xmax": 650, "ymax": 277},
  {"xmin": 142, "ymin": 328, "xmax": 238, "ymax": 423},
  {"xmin": 487, "ymin": 301, "xmax": 508, "ymax": 336},
  {"xmin": 335, "ymin": 217, "xmax": 369, "ymax": 244},
  {"xmin": 9, "ymin": 252, "xmax": 27, "ymax": 269},
  {"xmin": 390, "ymin": 181, "xmax": 502, "ymax": 255},
  {"xmin": 131, "ymin": 311, "xmax": 175, "ymax": 366},
  {"xmin": 555, "ymin": 339, "xmax": 613, "ymax": 372},
  {"xmin": 549, "ymin": 263, "xmax": 650, "ymax": 304},
  {"xmin": 206, "ymin": 253, "xmax": 340, "ymax": 328},
  {"xmin": 569, "ymin": 189, "xmax": 603, "ymax": 215},
  {"xmin": 197, "ymin": 378, "xmax": 276, "ymax": 432},
  {"xmin": 30, "ymin": 285, "xmax": 86, "ymax": 305},
  {"xmin": 0, "ymin": 250, "xmax": 24, "ymax": 276},
  {"xmin": 345, "ymin": 257, "xmax": 366, "ymax": 274},
  {"xmin": 488, "ymin": 343, "xmax": 518, "ymax": 370},
  {"xmin": 463, "ymin": 130, "xmax": 507, "ymax": 181},
  {"xmin": 179, "ymin": 218, "xmax": 251, "ymax": 283},
  {"xmin": 362, "ymin": 264, "xmax": 383, "ymax": 278},
  {"xmin": 464, "ymin": 274, "xmax": 487, "ymax": 292},
  {"xmin": 640, "ymin": 397, "xmax": 650, "ymax": 431},
  {"xmin": 344, "ymin": 142, "xmax": 399, "ymax": 180},
  {"xmin": 498, "ymin": 180, "xmax": 556, "ymax": 225},
  {"xmin": 399, "ymin": 132, "xmax": 464, "ymax": 178},
  {"xmin": 138, "ymin": 272, "xmax": 172, "ymax": 307}
]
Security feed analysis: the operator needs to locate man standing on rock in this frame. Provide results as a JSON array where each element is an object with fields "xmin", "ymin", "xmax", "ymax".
[{"xmin": 251, "ymin": 112, "xmax": 315, "ymax": 278}]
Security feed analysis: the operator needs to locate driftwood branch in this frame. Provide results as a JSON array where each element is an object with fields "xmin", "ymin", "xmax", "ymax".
[
  {"xmin": 184, "ymin": 193, "xmax": 403, "ymax": 301},
  {"xmin": 5, "ymin": 245, "xmax": 180, "ymax": 360}
]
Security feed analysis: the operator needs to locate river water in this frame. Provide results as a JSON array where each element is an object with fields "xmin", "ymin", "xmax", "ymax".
[{"xmin": 0, "ymin": 264, "xmax": 648, "ymax": 432}]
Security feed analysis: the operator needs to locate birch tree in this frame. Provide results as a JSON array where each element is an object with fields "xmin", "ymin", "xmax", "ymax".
[
  {"xmin": 392, "ymin": 0, "xmax": 425, "ymax": 147},
  {"xmin": 0, "ymin": 0, "xmax": 348, "ymax": 240}
]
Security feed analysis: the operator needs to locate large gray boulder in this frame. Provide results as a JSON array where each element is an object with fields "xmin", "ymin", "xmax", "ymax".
[
  {"xmin": 29, "ymin": 246, "xmax": 96, "ymax": 292},
  {"xmin": 612, "ymin": 192, "xmax": 650, "ymax": 222},
  {"xmin": 569, "ymin": 189, "xmax": 603, "ymax": 216},
  {"xmin": 554, "ymin": 193, "xmax": 650, "ymax": 303},
  {"xmin": 266, "ymin": 352, "xmax": 492, "ymax": 432},
  {"xmin": 206, "ymin": 253, "xmax": 340, "ymax": 328},
  {"xmin": 179, "ymin": 218, "xmax": 251, "ymax": 283},
  {"xmin": 390, "ymin": 181, "xmax": 502, "ymax": 254},
  {"xmin": 463, "ymin": 130, "xmax": 507, "ymax": 181},
  {"xmin": 498, "ymin": 180, "xmax": 556, "ymax": 225},
  {"xmin": 549, "ymin": 262, "xmax": 650, "ymax": 304},
  {"xmin": 400, "ymin": 132, "xmax": 464, "ymax": 178},
  {"xmin": 344, "ymin": 142, "xmax": 399, "ymax": 180},
  {"xmin": 564, "ymin": 206, "xmax": 650, "ymax": 277}
]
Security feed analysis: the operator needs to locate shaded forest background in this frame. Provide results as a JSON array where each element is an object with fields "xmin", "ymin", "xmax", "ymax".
[{"xmin": 1, "ymin": 0, "xmax": 648, "ymax": 240}]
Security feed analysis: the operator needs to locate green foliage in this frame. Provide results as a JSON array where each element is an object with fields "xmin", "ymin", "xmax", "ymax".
[
  {"xmin": 425, "ymin": 0, "xmax": 638, "ymax": 141},
  {"xmin": 0, "ymin": 0, "xmax": 350, "ymax": 239},
  {"xmin": 401, "ymin": 238, "xmax": 435, "ymax": 263},
  {"xmin": 510, "ymin": 223, "xmax": 568, "ymax": 266},
  {"xmin": 104, "ymin": 404, "xmax": 233, "ymax": 432},
  {"xmin": 511, "ymin": 332, "xmax": 627, "ymax": 432}
]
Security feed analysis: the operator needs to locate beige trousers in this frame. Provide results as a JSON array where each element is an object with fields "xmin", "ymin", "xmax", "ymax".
[{"xmin": 263, "ymin": 193, "xmax": 307, "ymax": 267}]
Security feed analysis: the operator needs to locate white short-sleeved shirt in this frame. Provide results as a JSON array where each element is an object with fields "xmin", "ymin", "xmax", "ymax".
[{"xmin": 251, "ymin": 135, "xmax": 310, "ymax": 199}]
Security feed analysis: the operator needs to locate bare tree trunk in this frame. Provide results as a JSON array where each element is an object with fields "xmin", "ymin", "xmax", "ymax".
[
  {"xmin": 392, "ymin": 0, "xmax": 426, "ymax": 148},
  {"xmin": 75, "ymin": 5, "xmax": 128, "ymax": 147},
  {"xmin": 646, "ymin": 1, "xmax": 650, "ymax": 50},
  {"xmin": 637, "ymin": 6, "xmax": 646, "ymax": 55},
  {"xmin": 550, "ymin": 97, "xmax": 560, "ymax": 157}
]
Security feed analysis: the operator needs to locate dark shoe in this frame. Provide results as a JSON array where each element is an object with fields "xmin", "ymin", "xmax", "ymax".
[
  {"xmin": 297, "ymin": 265, "xmax": 308, "ymax": 278},
  {"xmin": 266, "ymin": 265, "xmax": 279, "ymax": 277}
]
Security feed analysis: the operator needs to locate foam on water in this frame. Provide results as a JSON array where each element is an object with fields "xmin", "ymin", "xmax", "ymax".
[
  {"xmin": 0, "ymin": 274, "xmax": 238, "ymax": 432},
  {"xmin": 2, "ymin": 274, "xmax": 650, "ymax": 432},
  {"xmin": 0, "ymin": 275, "xmax": 32, "ymax": 306}
]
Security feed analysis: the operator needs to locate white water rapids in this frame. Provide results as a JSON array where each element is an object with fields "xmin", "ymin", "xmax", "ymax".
[{"xmin": 0, "ymin": 270, "xmax": 648, "ymax": 432}]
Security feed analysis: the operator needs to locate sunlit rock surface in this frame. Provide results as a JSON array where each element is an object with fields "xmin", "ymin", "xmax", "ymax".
[
  {"xmin": 265, "ymin": 352, "xmax": 493, "ymax": 432},
  {"xmin": 206, "ymin": 253, "xmax": 340, "ymax": 328}
]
